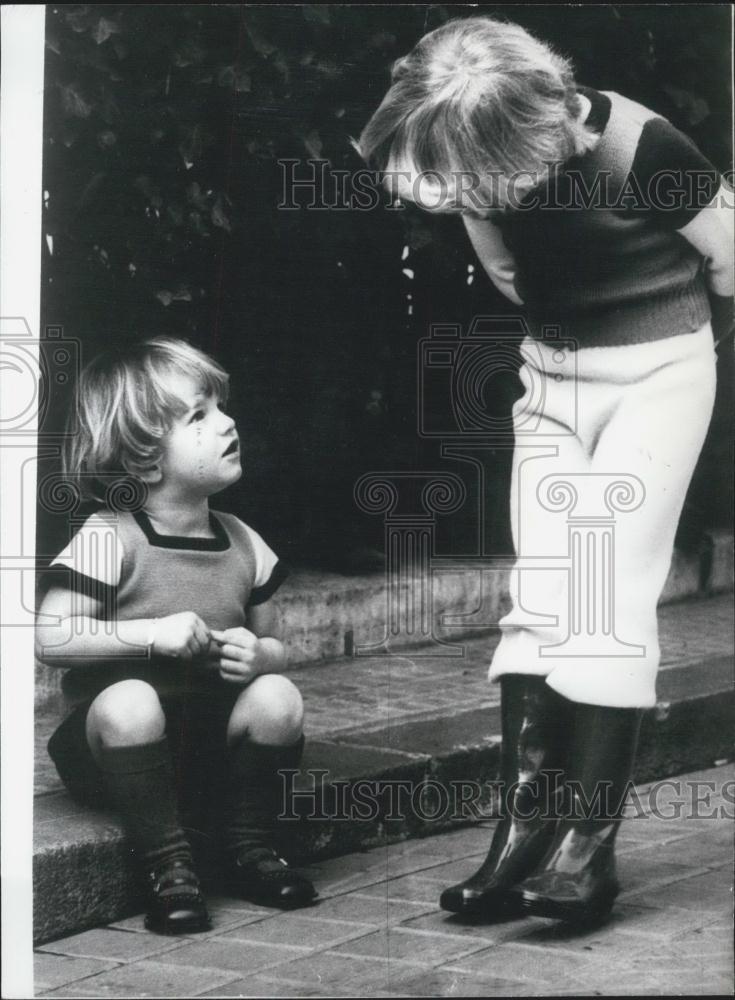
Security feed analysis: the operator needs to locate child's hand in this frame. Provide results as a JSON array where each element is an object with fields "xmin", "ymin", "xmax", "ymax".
[
  {"xmin": 209, "ymin": 627, "xmax": 269, "ymax": 685},
  {"xmin": 153, "ymin": 612, "xmax": 211, "ymax": 661}
]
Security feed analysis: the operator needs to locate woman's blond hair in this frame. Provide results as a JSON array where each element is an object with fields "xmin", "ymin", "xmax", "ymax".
[
  {"xmin": 356, "ymin": 16, "xmax": 600, "ymax": 206},
  {"xmin": 63, "ymin": 337, "xmax": 229, "ymax": 502}
]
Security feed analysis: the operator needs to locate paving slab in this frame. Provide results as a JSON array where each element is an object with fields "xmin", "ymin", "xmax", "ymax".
[
  {"xmin": 32, "ymin": 761, "xmax": 734, "ymax": 997},
  {"xmin": 32, "ymin": 592, "xmax": 734, "ymax": 955}
]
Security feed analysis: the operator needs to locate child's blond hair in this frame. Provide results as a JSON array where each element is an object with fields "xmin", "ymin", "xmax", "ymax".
[
  {"xmin": 356, "ymin": 16, "xmax": 600, "ymax": 207},
  {"xmin": 63, "ymin": 337, "xmax": 229, "ymax": 501}
]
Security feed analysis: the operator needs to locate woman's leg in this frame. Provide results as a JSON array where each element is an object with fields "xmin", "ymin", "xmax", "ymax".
[
  {"xmin": 513, "ymin": 326, "xmax": 717, "ymax": 922},
  {"xmin": 514, "ymin": 702, "xmax": 644, "ymax": 922},
  {"xmin": 221, "ymin": 674, "xmax": 317, "ymax": 908},
  {"xmin": 86, "ymin": 679, "xmax": 210, "ymax": 934},
  {"xmin": 440, "ymin": 340, "xmax": 589, "ymax": 915},
  {"xmin": 489, "ymin": 341, "xmax": 594, "ymax": 684},
  {"xmin": 544, "ymin": 326, "xmax": 718, "ymax": 707},
  {"xmin": 440, "ymin": 674, "xmax": 574, "ymax": 916}
]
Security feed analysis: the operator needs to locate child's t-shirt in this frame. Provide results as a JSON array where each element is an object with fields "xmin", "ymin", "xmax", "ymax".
[{"xmin": 39, "ymin": 508, "xmax": 287, "ymax": 704}]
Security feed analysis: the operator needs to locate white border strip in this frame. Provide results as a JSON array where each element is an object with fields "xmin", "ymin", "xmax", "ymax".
[{"xmin": 1, "ymin": 5, "xmax": 46, "ymax": 997}]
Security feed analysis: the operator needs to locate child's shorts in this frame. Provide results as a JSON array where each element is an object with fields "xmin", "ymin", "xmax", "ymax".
[{"xmin": 47, "ymin": 692, "xmax": 239, "ymax": 834}]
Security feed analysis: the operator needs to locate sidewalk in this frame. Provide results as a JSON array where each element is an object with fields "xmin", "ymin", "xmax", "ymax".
[{"xmin": 34, "ymin": 761, "xmax": 734, "ymax": 997}]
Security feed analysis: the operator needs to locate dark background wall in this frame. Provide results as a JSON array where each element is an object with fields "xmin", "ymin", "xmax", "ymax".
[{"xmin": 38, "ymin": 4, "xmax": 733, "ymax": 570}]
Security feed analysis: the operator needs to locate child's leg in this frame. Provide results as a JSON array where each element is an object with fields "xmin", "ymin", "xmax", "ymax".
[
  {"xmin": 86, "ymin": 679, "xmax": 211, "ymax": 934},
  {"xmin": 221, "ymin": 674, "xmax": 316, "ymax": 907}
]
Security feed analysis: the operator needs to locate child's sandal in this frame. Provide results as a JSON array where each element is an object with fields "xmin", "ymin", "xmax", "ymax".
[{"xmin": 144, "ymin": 860, "xmax": 212, "ymax": 935}]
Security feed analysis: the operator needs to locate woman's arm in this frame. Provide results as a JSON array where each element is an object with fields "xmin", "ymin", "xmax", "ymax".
[
  {"xmin": 462, "ymin": 214, "xmax": 524, "ymax": 306},
  {"xmin": 678, "ymin": 181, "xmax": 735, "ymax": 344},
  {"xmin": 677, "ymin": 181, "xmax": 734, "ymax": 298}
]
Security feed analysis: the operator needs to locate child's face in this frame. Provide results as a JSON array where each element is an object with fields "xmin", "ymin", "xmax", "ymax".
[{"xmin": 155, "ymin": 372, "xmax": 242, "ymax": 499}]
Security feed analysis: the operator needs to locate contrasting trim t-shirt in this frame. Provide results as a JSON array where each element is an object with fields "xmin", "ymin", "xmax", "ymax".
[{"xmin": 40, "ymin": 507, "xmax": 288, "ymax": 702}]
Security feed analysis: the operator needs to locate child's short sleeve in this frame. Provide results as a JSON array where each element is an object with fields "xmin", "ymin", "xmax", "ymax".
[
  {"xmin": 44, "ymin": 512, "xmax": 124, "ymax": 601},
  {"xmin": 240, "ymin": 523, "xmax": 288, "ymax": 607},
  {"xmin": 628, "ymin": 116, "xmax": 722, "ymax": 229}
]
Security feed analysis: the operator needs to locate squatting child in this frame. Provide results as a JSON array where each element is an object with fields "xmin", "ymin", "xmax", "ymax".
[
  {"xmin": 36, "ymin": 337, "xmax": 317, "ymax": 935},
  {"xmin": 357, "ymin": 16, "xmax": 733, "ymax": 924}
]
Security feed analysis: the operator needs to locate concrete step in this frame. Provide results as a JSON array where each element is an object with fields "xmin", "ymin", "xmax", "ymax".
[
  {"xmin": 34, "ymin": 529, "xmax": 734, "ymax": 711},
  {"xmin": 33, "ymin": 593, "xmax": 734, "ymax": 944}
]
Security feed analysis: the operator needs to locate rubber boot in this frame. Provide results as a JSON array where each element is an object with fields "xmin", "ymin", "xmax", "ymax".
[
  {"xmin": 512, "ymin": 703, "xmax": 644, "ymax": 924},
  {"xmin": 440, "ymin": 675, "xmax": 574, "ymax": 917}
]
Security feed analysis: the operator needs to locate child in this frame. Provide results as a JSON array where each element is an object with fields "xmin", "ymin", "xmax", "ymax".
[
  {"xmin": 36, "ymin": 337, "xmax": 317, "ymax": 935},
  {"xmin": 357, "ymin": 16, "xmax": 733, "ymax": 923}
]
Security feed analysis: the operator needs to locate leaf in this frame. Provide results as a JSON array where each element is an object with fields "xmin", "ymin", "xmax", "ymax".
[
  {"xmin": 244, "ymin": 20, "xmax": 276, "ymax": 58},
  {"xmin": 134, "ymin": 175, "xmax": 158, "ymax": 200},
  {"xmin": 178, "ymin": 125, "xmax": 203, "ymax": 169},
  {"xmin": 272, "ymin": 53, "xmax": 290, "ymax": 83},
  {"xmin": 112, "ymin": 38, "xmax": 128, "ymax": 60},
  {"xmin": 60, "ymin": 82, "xmax": 92, "ymax": 119},
  {"xmin": 661, "ymin": 84, "xmax": 710, "ymax": 126},
  {"xmin": 166, "ymin": 205, "xmax": 184, "ymax": 226},
  {"xmin": 156, "ymin": 288, "xmax": 192, "ymax": 307},
  {"xmin": 61, "ymin": 122, "xmax": 80, "ymax": 148},
  {"xmin": 45, "ymin": 32, "xmax": 61, "ymax": 56},
  {"xmin": 234, "ymin": 68, "xmax": 252, "ymax": 93},
  {"xmin": 65, "ymin": 7, "xmax": 94, "ymax": 34},
  {"xmin": 303, "ymin": 130, "xmax": 323, "ymax": 158},
  {"xmin": 97, "ymin": 130, "xmax": 117, "ymax": 148},
  {"xmin": 217, "ymin": 64, "xmax": 236, "ymax": 87},
  {"xmin": 77, "ymin": 172, "xmax": 106, "ymax": 209},
  {"xmin": 217, "ymin": 64, "xmax": 251, "ymax": 92},
  {"xmin": 186, "ymin": 182, "xmax": 208, "ymax": 209},
  {"xmin": 314, "ymin": 59, "xmax": 340, "ymax": 80},
  {"xmin": 368, "ymin": 32, "xmax": 397, "ymax": 51},
  {"xmin": 211, "ymin": 197, "xmax": 232, "ymax": 232},
  {"xmin": 303, "ymin": 5, "xmax": 331, "ymax": 25},
  {"xmin": 92, "ymin": 17, "xmax": 119, "ymax": 45},
  {"xmin": 173, "ymin": 40, "xmax": 206, "ymax": 68}
]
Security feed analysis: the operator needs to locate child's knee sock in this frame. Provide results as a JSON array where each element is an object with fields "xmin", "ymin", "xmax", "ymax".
[
  {"xmin": 223, "ymin": 735, "xmax": 305, "ymax": 860},
  {"xmin": 97, "ymin": 737, "xmax": 193, "ymax": 874}
]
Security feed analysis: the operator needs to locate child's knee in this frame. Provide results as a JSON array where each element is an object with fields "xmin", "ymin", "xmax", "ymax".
[
  {"xmin": 229, "ymin": 675, "xmax": 304, "ymax": 746},
  {"xmin": 87, "ymin": 680, "xmax": 165, "ymax": 749}
]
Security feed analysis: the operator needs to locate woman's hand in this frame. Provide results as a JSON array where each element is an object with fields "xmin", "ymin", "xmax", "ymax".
[{"xmin": 209, "ymin": 626, "xmax": 282, "ymax": 685}]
